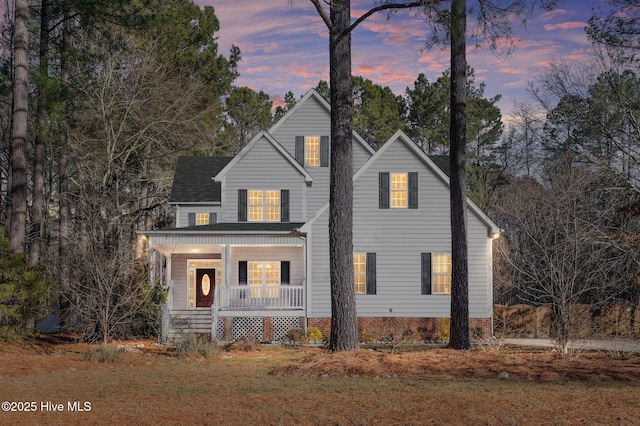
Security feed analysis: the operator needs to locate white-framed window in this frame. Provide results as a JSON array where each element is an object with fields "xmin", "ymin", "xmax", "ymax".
[
  {"xmin": 195, "ymin": 213, "xmax": 209, "ymax": 225},
  {"xmin": 248, "ymin": 190, "xmax": 280, "ymax": 222},
  {"xmin": 353, "ymin": 253, "xmax": 366, "ymax": 294},
  {"xmin": 432, "ymin": 254, "xmax": 452, "ymax": 294},
  {"xmin": 391, "ymin": 173, "xmax": 407, "ymax": 208},
  {"xmin": 305, "ymin": 136, "xmax": 320, "ymax": 167},
  {"xmin": 187, "ymin": 259, "xmax": 221, "ymax": 309},
  {"xmin": 249, "ymin": 261, "xmax": 281, "ymax": 298}
]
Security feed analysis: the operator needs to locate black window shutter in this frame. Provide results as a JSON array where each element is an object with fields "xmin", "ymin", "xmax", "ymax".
[
  {"xmin": 213, "ymin": 181, "xmax": 222, "ymax": 200},
  {"xmin": 409, "ymin": 172, "xmax": 418, "ymax": 209},
  {"xmin": 421, "ymin": 253, "xmax": 432, "ymax": 295},
  {"xmin": 209, "ymin": 212, "xmax": 217, "ymax": 225},
  {"xmin": 366, "ymin": 252, "xmax": 376, "ymax": 295},
  {"xmin": 320, "ymin": 136, "xmax": 329, "ymax": 167},
  {"xmin": 238, "ymin": 189, "xmax": 247, "ymax": 222},
  {"xmin": 281, "ymin": 261, "xmax": 290, "ymax": 285},
  {"xmin": 239, "ymin": 261, "xmax": 248, "ymax": 285},
  {"xmin": 188, "ymin": 213, "xmax": 195, "ymax": 227},
  {"xmin": 379, "ymin": 172, "xmax": 390, "ymax": 209},
  {"xmin": 295, "ymin": 136, "xmax": 304, "ymax": 165},
  {"xmin": 281, "ymin": 190, "xmax": 290, "ymax": 222}
]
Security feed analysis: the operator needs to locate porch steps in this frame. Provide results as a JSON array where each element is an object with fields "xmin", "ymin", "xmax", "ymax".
[{"xmin": 166, "ymin": 309, "xmax": 212, "ymax": 342}]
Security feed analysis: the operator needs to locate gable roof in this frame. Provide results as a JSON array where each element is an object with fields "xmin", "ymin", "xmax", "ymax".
[
  {"xmin": 169, "ymin": 156, "xmax": 233, "ymax": 204},
  {"xmin": 428, "ymin": 155, "xmax": 450, "ymax": 177},
  {"xmin": 356, "ymin": 130, "xmax": 500, "ymax": 236},
  {"xmin": 214, "ymin": 130, "xmax": 314, "ymax": 183},
  {"xmin": 269, "ymin": 88, "xmax": 376, "ymax": 156}
]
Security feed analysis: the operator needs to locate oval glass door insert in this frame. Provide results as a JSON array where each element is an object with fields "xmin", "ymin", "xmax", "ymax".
[{"xmin": 201, "ymin": 274, "xmax": 211, "ymax": 296}]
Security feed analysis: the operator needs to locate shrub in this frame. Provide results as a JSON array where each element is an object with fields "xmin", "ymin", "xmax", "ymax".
[
  {"xmin": 306, "ymin": 326, "xmax": 323, "ymax": 342},
  {"xmin": 132, "ymin": 284, "xmax": 167, "ymax": 339},
  {"xmin": 0, "ymin": 229, "xmax": 51, "ymax": 342},
  {"xmin": 436, "ymin": 318, "xmax": 450, "ymax": 342},
  {"xmin": 379, "ymin": 318, "xmax": 415, "ymax": 353},
  {"xmin": 280, "ymin": 328, "xmax": 306, "ymax": 348},
  {"xmin": 177, "ymin": 333, "xmax": 219, "ymax": 359},
  {"xmin": 359, "ymin": 328, "xmax": 377, "ymax": 343},
  {"xmin": 87, "ymin": 343, "xmax": 122, "ymax": 363},
  {"xmin": 227, "ymin": 335, "xmax": 259, "ymax": 352}
]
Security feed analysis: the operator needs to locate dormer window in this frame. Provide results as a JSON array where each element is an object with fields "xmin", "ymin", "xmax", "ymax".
[{"xmin": 196, "ymin": 213, "xmax": 210, "ymax": 225}]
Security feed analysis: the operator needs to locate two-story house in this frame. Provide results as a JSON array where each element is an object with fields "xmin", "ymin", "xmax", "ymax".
[{"xmin": 141, "ymin": 89, "xmax": 500, "ymax": 342}]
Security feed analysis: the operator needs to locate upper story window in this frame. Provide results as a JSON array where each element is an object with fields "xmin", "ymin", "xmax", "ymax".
[
  {"xmin": 295, "ymin": 136, "xmax": 329, "ymax": 167},
  {"xmin": 391, "ymin": 173, "xmax": 407, "ymax": 208},
  {"xmin": 249, "ymin": 190, "xmax": 280, "ymax": 222},
  {"xmin": 238, "ymin": 189, "xmax": 289, "ymax": 222},
  {"xmin": 187, "ymin": 212, "xmax": 217, "ymax": 227},
  {"xmin": 305, "ymin": 136, "xmax": 320, "ymax": 166},
  {"xmin": 379, "ymin": 172, "xmax": 418, "ymax": 209},
  {"xmin": 196, "ymin": 213, "xmax": 209, "ymax": 225}
]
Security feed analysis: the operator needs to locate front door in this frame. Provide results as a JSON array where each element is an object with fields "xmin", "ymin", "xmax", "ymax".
[{"xmin": 196, "ymin": 269, "xmax": 215, "ymax": 307}]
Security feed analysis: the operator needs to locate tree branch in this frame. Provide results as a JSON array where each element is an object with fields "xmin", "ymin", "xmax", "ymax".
[{"xmin": 309, "ymin": 0, "xmax": 333, "ymax": 31}]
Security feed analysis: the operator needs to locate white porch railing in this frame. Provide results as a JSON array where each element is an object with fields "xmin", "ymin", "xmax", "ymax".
[{"xmin": 218, "ymin": 285, "xmax": 304, "ymax": 310}]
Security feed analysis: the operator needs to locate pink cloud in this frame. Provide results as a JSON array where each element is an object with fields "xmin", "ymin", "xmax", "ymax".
[
  {"xmin": 539, "ymin": 9, "xmax": 574, "ymax": 21},
  {"xmin": 544, "ymin": 21, "xmax": 586, "ymax": 31},
  {"xmin": 244, "ymin": 66, "xmax": 269, "ymax": 74},
  {"xmin": 498, "ymin": 67, "xmax": 526, "ymax": 75}
]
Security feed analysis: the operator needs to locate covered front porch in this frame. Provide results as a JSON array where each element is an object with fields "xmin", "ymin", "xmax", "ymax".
[{"xmin": 142, "ymin": 224, "xmax": 307, "ymax": 342}]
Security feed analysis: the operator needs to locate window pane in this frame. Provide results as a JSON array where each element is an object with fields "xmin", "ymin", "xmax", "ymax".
[
  {"xmin": 391, "ymin": 173, "xmax": 407, "ymax": 208},
  {"xmin": 433, "ymin": 274, "xmax": 451, "ymax": 293},
  {"xmin": 265, "ymin": 191, "xmax": 280, "ymax": 221},
  {"xmin": 249, "ymin": 262, "xmax": 262, "ymax": 297},
  {"xmin": 188, "ymin": 270, "xmax": 195, "ymax": 308},
  {"xmin": 196, "ymin": 213, "xmax": 209, "ymax": 225},
  {"xmin": 353, "ymin": 253, "xmax": 366, "ymax": 294},
  {"xmin": 305, "ymin": 136, "xmax": 320, "ymax": 166},
  {"xmin": 249, "ymin": 190, "xmax": 263, "ymax": 205},
  {"xmin": 391, "ymin": 173, "xmax": 407, "ymax": 190},
  {"xmin": 433, "ymin": 254, "xmax": 451, "ymax": 273},
  {"xmin": 433, "ymin": 254, "xmax": 451, "ymax": 294},
  {"xmin": 248, "ymin": 190, "xmax": 280, "ymax": 221}
]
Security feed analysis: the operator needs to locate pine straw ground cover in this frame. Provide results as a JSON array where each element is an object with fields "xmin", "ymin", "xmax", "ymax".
[{"xmin": 0, "ymin": 335, "xmax": 640, "ymax": 425}]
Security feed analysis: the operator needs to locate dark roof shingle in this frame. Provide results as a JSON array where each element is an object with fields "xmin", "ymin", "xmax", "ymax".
[{"xmin": 169, "ymin": 156, "xmax": 233, "ymax": 203}]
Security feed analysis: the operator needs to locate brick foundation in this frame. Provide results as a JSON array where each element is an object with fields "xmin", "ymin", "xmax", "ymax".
[{"xmin": 307, "ymin": 317, "xmax": 492, "ymax": 342}]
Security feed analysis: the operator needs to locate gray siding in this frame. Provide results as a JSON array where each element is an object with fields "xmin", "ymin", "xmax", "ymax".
[
  {"xmin": 269, "ymin": 94, "xmax": 372, "ymax": 219},
  {"xmin": 222, "ymin": 135, "xmax": 306, "ymax": 222},
  {"xmin": 307, "ymin": 140, "xmax": 492, "ymax": 319}
]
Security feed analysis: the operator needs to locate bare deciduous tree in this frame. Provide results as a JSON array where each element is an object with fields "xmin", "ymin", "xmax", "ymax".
[
  {"xmin": 494, "ymin": 170, "xmax": 640, "ymax": 364},
  {"xmin": 66, "ymin": 219, "xmax": 151, "ymax": 343}
]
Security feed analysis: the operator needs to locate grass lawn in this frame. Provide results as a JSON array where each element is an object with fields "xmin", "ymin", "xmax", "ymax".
[{"xmin": 1, "ymin": 339, "xmax": 639, "ymax": 425}]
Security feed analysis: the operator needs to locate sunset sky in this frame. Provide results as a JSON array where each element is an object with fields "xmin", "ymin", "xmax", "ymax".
[{"xmin": 197, "ymin": 0, "xmax": 611, "ymax": 119}]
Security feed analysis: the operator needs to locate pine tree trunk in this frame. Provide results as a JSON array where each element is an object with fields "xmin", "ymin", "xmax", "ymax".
[
  {"xmin": 9, "ymin": 0, "xmax": 29, "ymax": 254},
  {"xmin": 449, "ymin": 0, "xmax": 470, "ymax": 350},
  {"xmin": 328, "ymin": 0, "xmax": 359, "ymax": 352},
  {"xmin": 29, "ymin": 0, "xmax": 50, "ymax": 268},
  {"xmin": 58, "ymin": 6, "xmax": 72, "ymax": 327}
]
